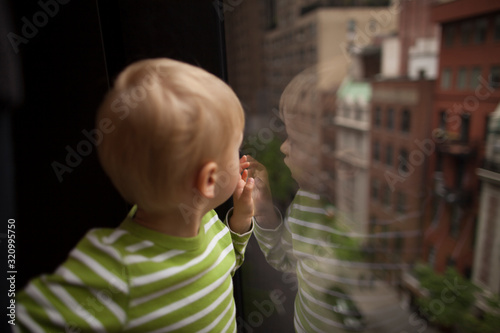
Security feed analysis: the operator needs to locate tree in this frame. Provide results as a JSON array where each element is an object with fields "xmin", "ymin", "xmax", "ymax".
[{"xmin": 413, "ymin": 263, "xmax": 479, "ymax": 330}]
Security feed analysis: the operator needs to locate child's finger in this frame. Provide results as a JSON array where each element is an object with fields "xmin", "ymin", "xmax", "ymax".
[
  {"xmin": 240, "ymin": 177, "xmax": 255, "ymax": 202},
  {"xmin": 239, "ymin": 155, "xmax": 250, "ymax": 173}
]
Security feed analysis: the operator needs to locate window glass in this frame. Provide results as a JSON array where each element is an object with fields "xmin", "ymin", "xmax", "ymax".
[
  {"xmin": 457, "ymin": 67, "xmax": 468, "ymax": 90},
  {"xmin": 439, "ymin": 110, "xmax": 447, "ymax": 129},
  {"xmin": 401, "ymin": 108, "xmax": 411, "ymax": 133},
  {"xmin": 383, "ymin": 185, "xmax": 391, "ymax": 207},
  {"xmin": 223, "ymin": 2, "xmax": 495, "ymax": 331},
  {"xmin": 443, "ymin": 23, "xmax": 455, "ymax": 46},
  {"xmin": 386, "ymin": 107, "xmax": 394, "ymax": 130},
  {"xmin": 371, "ymin": 178, "xmax": 379, "ymax": 200},
  {"xmin": 489, "ymin": 65, "xmax": 500, "ymax": 88},
  {"xmin": 373, "ymin": 140, "xmax": 380, "ymax": 161},
  {"xmin": 386, "ymin": 144, "xmax": 393, "ymax": 166},
  {"xmin": 354, "ymin": 103, "xmax": 362, "ymax": 121},
  {"xmin": 461, "ymin": 20, "xmax": 473, "ymax": 44},
  {"xmin": 399, "ymin": 148, "xmax": 410, "ymax": 174},
  {"xmin": 396, "ymin": 192, "xmax": 406, "ymax": 213},
  {"xmin": 374, "ymin": 106, "xmax": 382, "ymax": 127},
  {"xmin": 495, "ymin": 14, "xmax": 500, "ymax": 41},
  {"xmin": 440, "ymin": 68, "xmax": 452, "ymax": 89},
  {"xmin": 474, "ymin": 17, "xmax": 488, "ymax": 43},
  {"xmin": 450, "ymin": 205, "xmax": 463, "ymax": 238},
  {"xmin": 469, "ymin": 66, "xmax": 482, "ymax": 89}
]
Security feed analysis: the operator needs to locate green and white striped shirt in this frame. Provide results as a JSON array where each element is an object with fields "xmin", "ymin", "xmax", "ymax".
[
  {"xmin": 16, "ymin": 207, "xmax": 252, "ymax": 333},
  {"xmin": 254, "ymin": 190, "xmax": 409, "ymax": 333}
]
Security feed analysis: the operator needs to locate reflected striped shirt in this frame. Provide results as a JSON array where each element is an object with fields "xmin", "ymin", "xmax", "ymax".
[{"xmin": 254, "ymin": 190, "xmax": 413, "ymax": 333}]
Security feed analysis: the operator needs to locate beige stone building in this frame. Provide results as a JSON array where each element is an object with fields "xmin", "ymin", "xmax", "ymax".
[
  {"xmin": 473, "ymin": 102, "xmax": 500, "ymax": 297},
  {"xmin": 264, "ymin": 2, "xmax": 397, "ymax": 200}
]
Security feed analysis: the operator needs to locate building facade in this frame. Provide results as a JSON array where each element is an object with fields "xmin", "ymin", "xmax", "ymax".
[
  {"xmin": 334, "ymin": 46, "xmax": 383, "ymax": 233},
  {"xmin": 368, "ymin": 0, "xmax": 439, "ymax": 270},
  {"xmin": 369, "ymin": 78, "xmax": 435, "ymax": 268},
  {"xmin": 335, "ymin": 77, "xmax": 373, "ymax": 233},
  {"xmin": 224, "ymin": 0, "xmax": 267, "ymax": 132},
  {"xmin": 262, "ymin": 2, "xmax": 396, "ymax": 199},
  {"xmin": 473, "ymin": 102, "xmax": 500, "ymax": 296},
  {"xmin": 422, "ymin": 0, "xmax": 500, "ymax": 275}
]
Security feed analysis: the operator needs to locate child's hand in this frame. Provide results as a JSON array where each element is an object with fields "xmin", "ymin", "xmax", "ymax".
[
  {"xmin": 247, "ymin": 156, "xmax": 281, "ymax": 229},
  {"xmin": 229, "ymin": 156, "xmax": 255, "ymax": 234}
]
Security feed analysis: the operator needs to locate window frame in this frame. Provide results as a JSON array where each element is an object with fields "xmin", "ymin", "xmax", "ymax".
[
  {"xmin": 401, "ymin": 108, "xmax": 411, "ymax": 133},
  {"xmin": 474, "ymin": 17, "xmax": 488, "ymax": 44},
  {"xmin": 386, "ymin": 107, "xmax": 394, "ymax": 130},
  {"xmin": 461, "ymin": 20, "xmax": 473, "ymax": 44},
  {"xmin": 443, "ymin": 23, "xmax": 455, "ymax": 47},
  {"xmin": 440, "ymin": 68, "xmax": 452, "ymax": 90},
  {"xmin": 456, "ymin": 67, "xmax": 468, "ymax": 90},
  {"xmin": 386, "ymin": 144, "xmax": 393, "ymax": 167}
]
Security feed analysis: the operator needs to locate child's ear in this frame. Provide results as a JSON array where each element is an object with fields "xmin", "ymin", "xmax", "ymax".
[{"xmin": 197, "ymin": 161, "xmax": 218, "ymax": 199}]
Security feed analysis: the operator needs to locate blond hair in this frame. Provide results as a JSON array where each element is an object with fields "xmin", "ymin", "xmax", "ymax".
[{"xmin": 96, "ymin": 58, "xmax": 244, "ymax": 212}]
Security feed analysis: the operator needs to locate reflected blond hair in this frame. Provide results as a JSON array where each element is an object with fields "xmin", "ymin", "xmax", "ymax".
[{"xmin": 96, "ymin": 58, "xmax": 244, "ymax": 213}]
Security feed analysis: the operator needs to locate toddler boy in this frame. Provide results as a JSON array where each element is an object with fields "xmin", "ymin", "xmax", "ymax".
[{"xmin": 16, "ymin": 58, "xmax": 255, "ymax": 332}]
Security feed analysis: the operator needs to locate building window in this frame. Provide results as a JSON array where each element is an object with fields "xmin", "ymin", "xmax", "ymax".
[
  {"xmin": 381, "ymin": 225, "xmax": 389, "ymax": 248},
  {"xmin": 436, "ymin": 152, "xmax": 443, "ymax": 172},
  {"xmin": 489, "ymin": 65, "xmax": 500, "ymax": 89},
  {"xmin": 371, "ymin": 179, "xmax": 379, "ymax": 200},
  {"xmin": 439, "ymin": 110, "xmax": 447, "ymax": 129},
  {"xmin": 443, "ymin": 23, "xmax": 455, "ymax": 47},
  {"xmin": 343, "ymin": 103, "xmax": 350, "ymax": 118},
  {"xmin": 418, "ymin": 69, "xmax": 426, "ymax": 79},
  {"xmin": 382, "ymin": 185, "xmax": 391, "ymax": 208},
  {"xmin": 396, "ymin": 192, "xmax": 406, "ymax": 213},
  {"xmin": 450, "ymin": 205, "xmax": 462, "ymax": 238},
  {"xmin": 354, "ymin": 104, "xmax": 362, "ymax": 121},
  {"xmin": 474, "ymin": 17, "xmax": 488, "ymax": 44},
  {"xmin": 347, "ymin": 19, "xmax": 356, "ymax": 33},
  {"xmin": 394, "ymin": 233, "xmax": 404, "ymax": 252},
  {"xmin": 495, "ymin": 15, "xmax": 500, "ymax": 41},
  {"xmin": 447, "ymin": 256, "xmax": 456, "ymax": 267},
  {"xmin": 485, "ymin": 114, "xmax": 491, "ymax": 141},
  {"xmin": 386, "ymin": 144, "xmax": 393, "ymax": 167},
  {"xmin": 399, "ymin": 149, "xmax": 410, "ymax": 174},
  {"xmin": 428, "ymin": 246, "xmax": 436, "ymax": 266},
  {"xmin": 457, "ymin": 67, "xmax": 468, "ymax": 90},
  {"xmin": 386, "ymin": 107, "xmax": 394, "ymax": 130},
  {"xmin": 440, "ymin": 68, "xmax": 452, "ymax": 90},
  {"xmin": 456, "ymin": 159, "xmax": 466, "ymax": 188},
  {"xmin": 374, "ymin": 106, "xmax": 382, "ymax": 127},
  {"xmin": 460, "ymin": 113, "xmax": 470, "ymax": 142},
  {"xmin": 369, "ymin": 215, "xmax": 377, "ymax": 233},
  {"xmin": 401, "ymin": 109, "xmax": 411, "ymax": 133},
  {"xmin": 431, "ymin": 198, "xmax": 442, "ymax": 227},
  {"xmin": 373, "ymin": 141, "xmax": 380, "ymax": 161},
  {"xmin": 469, "ymin": 66, "xmax": 482, "ymax": 90},
  {"xmin": 461, "ymin": 21, "xmax": 473, "ymax": 44}
]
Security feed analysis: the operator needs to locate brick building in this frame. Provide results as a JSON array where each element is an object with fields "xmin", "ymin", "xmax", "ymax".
[
  {"xmin": 368, "ymin": 0, "xmax": 439, "ymax": 271},
  {"xmin": 422, "ymin": 0, "xmax": 500, "ymax": 276},
  {"xmin": 369, "ymin": 78, "xmax": 435, "ymax": 268}
]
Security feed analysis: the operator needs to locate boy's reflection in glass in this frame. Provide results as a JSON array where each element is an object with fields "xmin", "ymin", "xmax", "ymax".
[{"xmin": 250, "ymin": 65, "xmax": 420, "ymax": 332}]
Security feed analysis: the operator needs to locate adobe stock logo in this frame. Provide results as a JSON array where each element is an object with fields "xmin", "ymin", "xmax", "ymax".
[{"xmin": 7, "ymin": 0, "xmax": 72, "ymax": 54}]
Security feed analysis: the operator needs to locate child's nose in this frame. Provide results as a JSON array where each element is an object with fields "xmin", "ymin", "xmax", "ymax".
[{"xmin": 280, "ymin": 139, "xmax": 289, "ymax": 155}]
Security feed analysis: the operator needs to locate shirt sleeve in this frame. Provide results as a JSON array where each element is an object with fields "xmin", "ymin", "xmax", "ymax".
[
  {"xmin": 224, "ymin": 208, "xmax": 254, "ymax": 275},
  {"xmin": 253, "ymin": 207, "xmax": 297, "ymax": 273},
  {"xmin": 15, "ymin": 229, "xmax": 129, "ymax": 333}
]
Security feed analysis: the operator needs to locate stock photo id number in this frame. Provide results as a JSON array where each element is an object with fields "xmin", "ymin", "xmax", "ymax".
[{"xmin": 7, "ymin": 219, "xmax": 16, "ymax": 326}]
